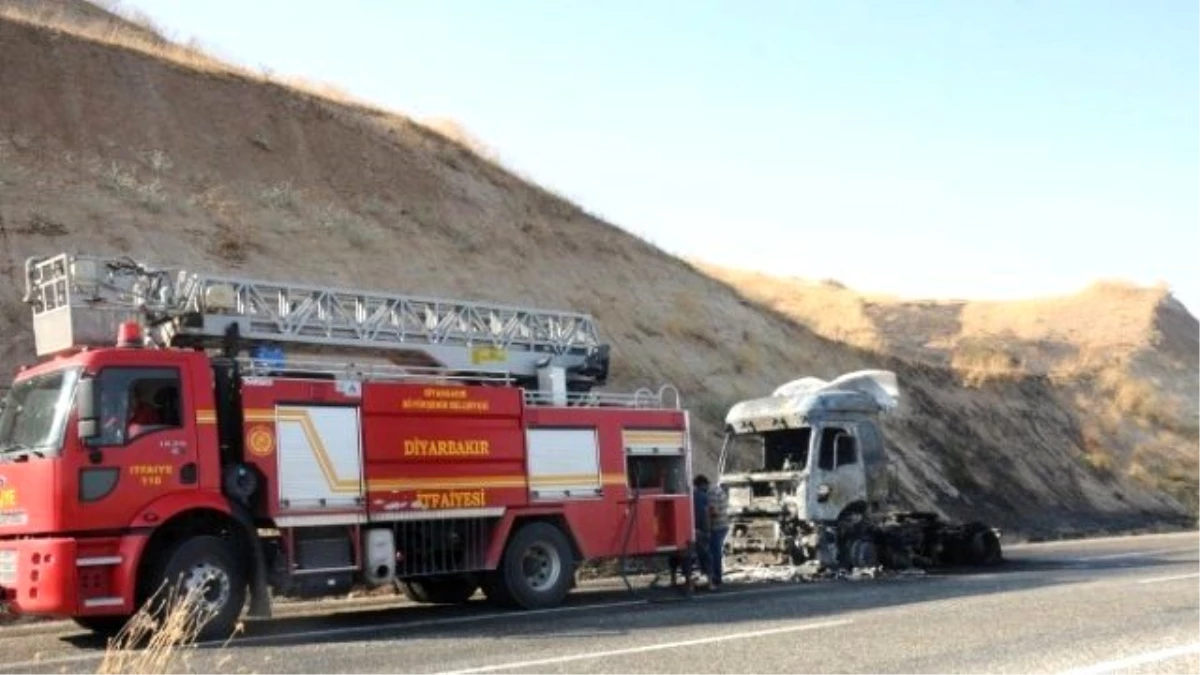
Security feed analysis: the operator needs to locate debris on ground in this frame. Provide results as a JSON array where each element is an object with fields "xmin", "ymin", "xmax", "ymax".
[{"xmin": 721, "ymin": 562, "xmax": 927, "ymax": 586}]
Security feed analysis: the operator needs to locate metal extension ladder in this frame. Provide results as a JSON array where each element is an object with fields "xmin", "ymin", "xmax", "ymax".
[{"xmin": 24, "ymin": 253, "xmax": 610, "ymax": 393}]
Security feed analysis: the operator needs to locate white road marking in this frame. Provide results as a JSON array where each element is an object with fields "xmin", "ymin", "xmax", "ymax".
[
  {"xmin": 439, "ymin": 618, "xmax": 853, "ymax": 674},
  {"xmin": 1057, "ymin": 643, "xmax": 1200, "ymax": 675},
  {"xmin": 1136, "ymin": 572, "xmax": 1200, "ymax": 585}
]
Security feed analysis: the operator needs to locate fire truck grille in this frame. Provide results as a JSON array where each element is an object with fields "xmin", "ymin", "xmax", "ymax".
[
  {"xmin": 0, "ymin": 550, "xmax": 16, "ymax": 585},
  {"xmin": 395, "ymin": 517, "xmax": 495, "ymax": 577}
]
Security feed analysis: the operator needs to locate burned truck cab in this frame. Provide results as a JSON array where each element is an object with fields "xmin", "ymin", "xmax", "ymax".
[{"xmin": 717, "ymin": 371, "xmax": 899, "ymax": 566}]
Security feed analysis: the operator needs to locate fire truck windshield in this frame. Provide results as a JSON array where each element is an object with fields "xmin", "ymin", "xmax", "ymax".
[{"xmin": 0, "ymin": 367, "xmax": 81, "ymax": 461}]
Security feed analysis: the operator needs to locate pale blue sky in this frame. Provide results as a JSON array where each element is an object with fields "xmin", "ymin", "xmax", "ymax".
[{"xmin": 123, "ymin": 1, "xmax": 1199, "ymax": 312}]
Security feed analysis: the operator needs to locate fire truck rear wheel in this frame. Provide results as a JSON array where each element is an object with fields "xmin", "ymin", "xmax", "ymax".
[
  {"xmin": 151, "ymin": 535, "xmax": 247, "ymax": 641},
  {"xmin": 496, "ymin": 522, "xmax": 574, "ymax": 610}
]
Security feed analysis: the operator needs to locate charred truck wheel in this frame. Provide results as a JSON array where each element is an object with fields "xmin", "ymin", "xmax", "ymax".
[
  {"xmin": 965, "ymin": 523, "xmax": 1002, "ymax": 566},
  {"xmin": 489, "ymin": 522, "xmax": 574, "ymax": 610},
  {"xmin": 847, "ymin": 537, "xmax": 880, "ymax": 569},
  {"xmin": 401, "ymin": 574, "xmax": 480, "ymax": 604},
  {"xmin": 150, "ymin": 535, "xmax": 247, "ymax": 641}
]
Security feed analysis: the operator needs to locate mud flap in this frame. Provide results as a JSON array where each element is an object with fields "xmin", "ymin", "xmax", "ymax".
[{"xmin": 229, "ymin": 501, "xmax": 272, "ymax": 619}]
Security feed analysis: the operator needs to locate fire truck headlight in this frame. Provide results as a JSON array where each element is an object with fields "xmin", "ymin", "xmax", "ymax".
[{"xmin": 816, "ymin": 484, "xmax": 831, "ymax": 502}]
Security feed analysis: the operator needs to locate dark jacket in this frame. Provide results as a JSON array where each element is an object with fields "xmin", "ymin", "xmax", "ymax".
[{"xmin": 693, "ymin": 487, "xmax": 710, "ymax": 534}]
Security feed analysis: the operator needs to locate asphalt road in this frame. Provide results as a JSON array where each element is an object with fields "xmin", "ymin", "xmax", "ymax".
[{"xmin": 1, "ymin": 531, "xmax": 1196, "ymax": 674}]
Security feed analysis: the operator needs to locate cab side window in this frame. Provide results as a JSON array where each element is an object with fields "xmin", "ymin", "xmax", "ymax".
[
  {"xmin": 94, "ymin": 368, "xmax": 182, "ymax": 446},
  {"xmin": 835, "ymin": 434, "xmax": 858, "ymax": 467},
  {"xmin": 818, "ymin": 427, "xmax": 841, "ymax": 470},
  {"xmin": 818, "ymin": 426, "xmax": 859, "ymax": 470}
]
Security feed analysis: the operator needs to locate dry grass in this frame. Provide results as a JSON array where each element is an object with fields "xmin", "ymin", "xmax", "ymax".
[
  {"xmin": 1082, "ymin": 449, "xmax": 1117, "ymax": 477},
  {"xmin": 1090, "ymin": 365, "xmax": 1177, "ymax": 428},
  {"xmin": 695, "ymin": 262, "xmax": 886, "ymax": 353},
  {"xmin": 732, "ymin": 338, "xmax": 762, "ymax": 375},
  {"xmin": 211, "ymin": 223, "xmax": 252, "ymax": 265},
  {"xmin": 0, "ymin": 1, "xmax": 232, "ymax": 75},
  {"xmin": 662, "ymin": 293, "xmax": 708, "ymax": 344},
  {"xmin": 701, "ymin": 262, "xmax": 1181, "ymax": 376},
  {"xmin": 313, "ymin": 204, "xmax": 381, "ymax": 251},
  {"xmin": 0, "ymin": 137, "xmax": 28, "ymax": 186},
  {"xmin": 258, "ymin": 181, "xmax": 300, "ymax": 210},
  {"xmin": 950, "ymin": 339, "xmax": 1024, "ymax": 386},
  {"xmin": 96, "ymin": 584, "xmax": 240, "ymax": 675},
  {"xmin": 418, "ymin": 117, "xmax": 499, "ymax": 161},
  {"xmin": 96, "ymin": 160, "xmax": 166, "ymax": 211},
  {"xmin": 12, "ymin": 212, "xmax": 70, "ymax": 237}
]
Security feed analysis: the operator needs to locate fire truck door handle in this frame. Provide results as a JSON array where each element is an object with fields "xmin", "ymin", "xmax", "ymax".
[{"xmin": 180, "ymin": 463, "xmax": 198, "ymax": 485}]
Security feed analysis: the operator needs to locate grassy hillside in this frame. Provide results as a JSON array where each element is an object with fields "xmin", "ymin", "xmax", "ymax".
[{"xmin": 0, "ymin": 1, "xmax": 1194, "ymax": 538}]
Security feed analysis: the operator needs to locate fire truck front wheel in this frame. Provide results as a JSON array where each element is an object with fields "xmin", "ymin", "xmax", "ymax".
[
  {"xmin": 150, "ymin": 535, "xmax": 247, "ymax": 641},
  {"xmin": 493, "ymin": 522, "xmax": 574, "ymax": 610}
]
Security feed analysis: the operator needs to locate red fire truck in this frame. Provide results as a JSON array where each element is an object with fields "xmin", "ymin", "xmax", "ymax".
[{"xmin": 0, "ymin": 253, "xmax": 694, "ymax": 638}]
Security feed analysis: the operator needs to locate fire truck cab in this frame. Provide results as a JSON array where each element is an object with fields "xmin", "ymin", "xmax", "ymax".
[{"xmin": 0, "ymin": 254, "xmax": 695, "ymax": 639}]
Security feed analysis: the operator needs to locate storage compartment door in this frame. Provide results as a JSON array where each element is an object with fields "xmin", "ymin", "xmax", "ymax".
[
  {"xmin": 277, "ymin": 405, "xmax": 363, "ymax": 510},
  {"xmin": 526, "ymin": 428, "xmax": 600, "ymax": 500}
]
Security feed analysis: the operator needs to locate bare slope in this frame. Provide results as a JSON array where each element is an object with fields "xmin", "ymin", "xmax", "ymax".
[{"xmin": 0, "ymin": 8, "xmax": 1193, "ymax": 537}]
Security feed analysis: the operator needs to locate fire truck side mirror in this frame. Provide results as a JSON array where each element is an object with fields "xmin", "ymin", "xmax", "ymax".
[{"xmin": 76, "ymin": 376, "xmax": 98, "ymax": 441}]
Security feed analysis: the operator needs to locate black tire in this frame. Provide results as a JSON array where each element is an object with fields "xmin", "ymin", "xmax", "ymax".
[
  {"xmin": 847, "ymin": 537, "xmax": 879, "ymax": 569},
  {"xmin": 966, "ymin": 526, "xmax": 1002, "ymax": 566},
  {"xmin": 493, "ymin": 522, "xmax": 574, "ymax": 610},
  {"xmin": 150, "ymin": 535, "xmax": 246, "ymax": 642},
  {"xmin": 73, "ymin": 614, "xmax": 130, "ymax": 637},
  {"xmin": 401, "ymin": 574, "xmax": 478, "ymax": 604}
]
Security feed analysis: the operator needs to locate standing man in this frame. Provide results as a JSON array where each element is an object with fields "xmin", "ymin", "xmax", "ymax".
[
  {"xmin": 691, "ymin": 475, "xmax": 712, "ymax": 585},
  {"xmin": 707, "ymin": 479, "xmax": 731, "ymax": 590}
]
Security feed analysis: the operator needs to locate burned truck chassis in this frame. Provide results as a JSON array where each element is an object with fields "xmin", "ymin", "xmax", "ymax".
[
  {"xmin": 719, "ymin": 370, "xmax": 1005, "ymax": 577},
  {"xmin": 727, "ymin": 509, "xmax": 1003, "ymax": 572}
]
